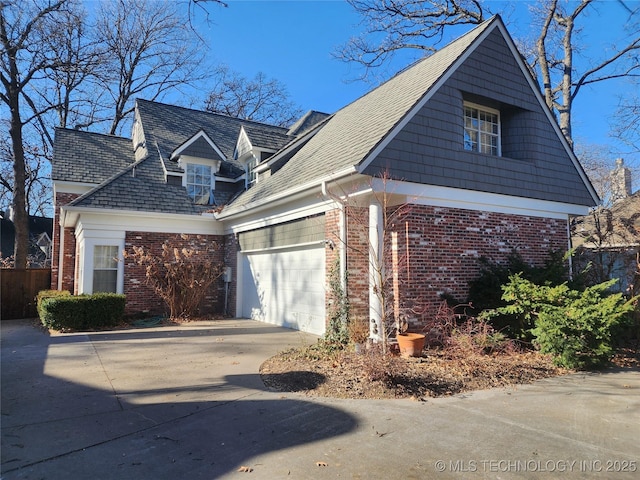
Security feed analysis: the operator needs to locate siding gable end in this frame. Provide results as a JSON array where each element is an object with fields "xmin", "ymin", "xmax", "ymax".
[{"xmin": 363, "ymin": 24, "xmax": 598, "ymax": 207}]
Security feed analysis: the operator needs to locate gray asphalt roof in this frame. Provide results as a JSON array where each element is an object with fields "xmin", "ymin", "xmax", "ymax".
[
  {"xmin": 135, "ymin": 100, "xmax": 292, "ymax": 175},
  {"xmin": 52, "ymin": 128, "xmax": 135, "ymax": 184},
  {"xmin": 287, "ymin": 110, "xmax": 331, "ymax": 136},
  {"xmin": 221, "ymin": 17, "xmax": 495, "ymax": 215},
  {"xmin": 68, "ymin": 153, "xmax": 202, "ymax": 215}
]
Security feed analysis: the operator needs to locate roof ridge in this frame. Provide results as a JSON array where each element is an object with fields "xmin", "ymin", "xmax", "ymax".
[
  {"xmin": 136, "ymin": 98, "xmax": 289, "ymax": 132},
  {"xmin": 54, "ymin": 126, "xmax": 131, "ymax": 142}
]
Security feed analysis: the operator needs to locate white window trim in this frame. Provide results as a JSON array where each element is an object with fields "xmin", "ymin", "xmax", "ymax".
[
  {"xmin": 76, "ymin": 231, "xmax": 125, "ymax": 295},
  {"xmin": 246, "ymin": 155, "xmax": 258, "ymax": 188},
  {"xmin": 179, "ymin": 155, "xmax": 220, "ymax": 205},
  {"xmin": 463, "ymin": 101, "xmax": 501, "ymax": 156}
]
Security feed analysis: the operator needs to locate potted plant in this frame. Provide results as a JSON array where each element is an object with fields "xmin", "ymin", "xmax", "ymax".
[{"xmin": 390, "ymin": 312, "xmax": 424, "ymax": 357}]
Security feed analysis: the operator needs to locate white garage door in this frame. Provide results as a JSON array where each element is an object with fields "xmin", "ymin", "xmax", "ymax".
[{"xmin": 241, "ymin": 244, "xmax": 326, "ymax": 335}]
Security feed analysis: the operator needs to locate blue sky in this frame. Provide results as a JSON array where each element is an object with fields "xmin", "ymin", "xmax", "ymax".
[{"xmin": 192, "ymin": 0, "xmax": 639, "ymax": 169}]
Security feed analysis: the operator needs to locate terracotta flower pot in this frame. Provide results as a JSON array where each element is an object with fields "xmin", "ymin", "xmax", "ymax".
[{"xmin": 396, "ymin": 332, "xmax": 426, "ymax": 358}]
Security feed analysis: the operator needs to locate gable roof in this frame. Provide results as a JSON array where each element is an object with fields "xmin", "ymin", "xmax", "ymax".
[
  {"xmin": 135, "ymin": 99, "xmax": 291, "ymax": 177},
  {"xmin": 52, "ymin": 128, "xmax": 135, "ymax": 184},
  {"xmin": 171, "ymin": 130, "xmax": 226, "ymax": 162},
  {"xmin": 287, "ymin": 110, "xmax": 331, "ymax": 136},
  {"xmin": 221, "ymin": 15, "xmax": 598, "ymax": 217}
]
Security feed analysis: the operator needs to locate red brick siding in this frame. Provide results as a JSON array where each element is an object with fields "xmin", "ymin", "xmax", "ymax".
[
  {"xmin": 51, "ymin": 192, "xmax": 79, "ymax": 292},
  {"xmin": 123, "ymin": 232, "xmax": 226, "ymax": 317},
  {"xmin": 344, "ymin": 206, "xmax": 371, "ymax": 320},
  {"xmin": 324, "ymin": 209, "xmax": 341, "ymax": 323},
  {"xmin": 344, "ymin": 203, "xmax": 568, "ymax": 329},
  {"xmin": 223, "ymin": 233, "xmax": 239, "ymax": 317}
]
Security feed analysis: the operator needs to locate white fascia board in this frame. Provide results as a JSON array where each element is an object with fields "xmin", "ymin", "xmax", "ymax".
[
  {"xmin": 218, "ymin": 165, "xmax": 357, "ymax": 221},
  {"xmin": 380, "ymin": 179, "xmax": 590, "ymax": 218},
  {"xmin": 54, "ymin": 181, "xmax": 97, "ymax": 196},
  {"xmin": 224, "ymin": 173, "xmax": 370, "ymax": 234},
  {"xmin": 226, "ymin": 194, "xmax": 337, "ymax": 235},
  {"xmin": 234, "ymin": 126, "xmax": 251, "ymax": 162},
  {"xmin": 61, "ymin": 206, "xmax": 223, "ymax": 235},
  {"xmin": 214, "ymin": 175, "xmax": 240, "ymax": 183}
]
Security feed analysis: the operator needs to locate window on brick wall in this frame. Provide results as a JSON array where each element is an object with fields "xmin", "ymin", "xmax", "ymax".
[
  {"xmin": 93, "ymin": 245, "xmax": 118, "ymax": 293},
  {"xmin": 464, "ymin": 102, "xmax": 501, "ymax": 156}
]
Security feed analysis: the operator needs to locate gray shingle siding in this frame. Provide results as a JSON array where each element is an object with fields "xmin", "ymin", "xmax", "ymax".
[
  {"xmin": 238, "ymin": 217, "xmax": 324, "ymax": 251},
  {"xmin": 364, "ymin": 28, "xmax": 595, "ymax": 206},
  {"xmin": 180, "ymin": 136, "xmax": 224, "ymax": 161}
]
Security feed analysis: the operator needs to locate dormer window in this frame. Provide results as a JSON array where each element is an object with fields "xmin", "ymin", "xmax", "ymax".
[
  {"xmin": 246, "ymin": 156, "xmax": 257, "ymax": 187},
  {"xmin": 186, "ymin": 163, "xmax": 213, "ymax": 204},
  {"xmin": 464, "ymin": 102, "xmax": 500, "ymax": 156}
]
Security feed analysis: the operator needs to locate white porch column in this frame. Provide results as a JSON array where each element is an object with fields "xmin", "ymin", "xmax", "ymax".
[{"xmin": 369, "ymin": 199, "xmax": 383, "ymax": 341}]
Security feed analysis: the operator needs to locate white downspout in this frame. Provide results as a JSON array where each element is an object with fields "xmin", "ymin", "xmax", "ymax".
[
  {"xmin": 339, "ymin": 202, "xmax": 347, "ymax": 293},
  {"xmin": 321, "ymin": 181, "xmax": 347, "ymax": 293}
]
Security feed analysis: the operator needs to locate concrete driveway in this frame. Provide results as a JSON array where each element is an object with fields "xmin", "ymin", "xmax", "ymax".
[{"xmin": 1, "ymin": 319, "xmax": 638, "ymax": 479}]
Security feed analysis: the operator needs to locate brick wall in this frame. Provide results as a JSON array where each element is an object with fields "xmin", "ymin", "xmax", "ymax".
[
  {"xmin": 324, "ymin": 209, "xmax": 341, "ymax": 322},
  {"xmin": 123, "ymin": 232, "xmax": 226, "ymax": 317},
  {"xmin": 51, "ymin": 192, "xmax": 79, "ymax": 292},
  {"xmin": 223, "ymin": 233, "xmax": 239, "ymax": 317},
  {"xmin": 344, "ymin": 206, "xmax": 371, "ymax": 320},
  {"xmin": 343, "ymin": 203, "xmax": 568, "ymax": 330}
]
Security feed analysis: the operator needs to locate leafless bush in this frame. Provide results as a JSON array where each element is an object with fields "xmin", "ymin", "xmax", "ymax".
[
  {"xmin": 124, "ymin": 234, "xmax": 224, "ymax": 319},
  {"xmin": 421, "ymin": 301, "xmax": 516, "ymax": 356}
]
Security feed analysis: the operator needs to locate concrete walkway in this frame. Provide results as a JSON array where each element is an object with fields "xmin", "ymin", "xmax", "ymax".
[{"xmin": 1, "ymin": 319, "xmax": 638, "ymax": 479}]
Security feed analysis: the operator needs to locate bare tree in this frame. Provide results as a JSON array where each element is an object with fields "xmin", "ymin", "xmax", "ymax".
[
  {"xmin": 203, "ymin": 65, "xmax": 304, "ymax": 127},
  {"xmin": 335, "ymin": 0, "xmax": 485, "ymax": 78},
  {"xmin": 613, "ymin": 79, "xmax": 640, "ymax": 156},
  {"xmin": 336, "ymin": 0, "xmax": 640, "ymax": 148},
  {"xmin": 1, "ymin": 0, "xmax": 73, "ymax": 268},
  {"xmin": 94, "ymin": 0, "xmax": 210, "ymax": 135},
  {"xmin": 575, "ymin": 143, "xmax": 640, "ymax": 206}
]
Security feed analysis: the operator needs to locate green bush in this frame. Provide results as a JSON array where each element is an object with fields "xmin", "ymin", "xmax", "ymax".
[
  {"xmin": 36, "ymin": 290, "xmax": 71, "ymax": 319},
  {"xmin": 468, "ymin": 250, "xmax": 583, "ymax": 340},
  {"xmin": 483, "ymin": 274, "xmax": 637, "ymax": 369},
  {"xmin": 39, "ymin": 293, "xmax": 126, "ymax": 331}
]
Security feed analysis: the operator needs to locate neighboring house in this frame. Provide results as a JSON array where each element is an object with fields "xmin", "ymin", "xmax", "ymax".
[
  {"xmin": 572, "ymin": 159, "xmax": 639, "ymax": 295},
  {"xmin": 51, "ymin": 16, "xmax": 598, "ymax": 336},
  {"xmin": 1, "ymin": 211, "xmax": 53, "ymax": 268}
]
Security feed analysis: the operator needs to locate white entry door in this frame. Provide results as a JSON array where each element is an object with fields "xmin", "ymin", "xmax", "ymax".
[{"xmin": 241, "ymin": 244, "xmax": 325, "ymax": 335}]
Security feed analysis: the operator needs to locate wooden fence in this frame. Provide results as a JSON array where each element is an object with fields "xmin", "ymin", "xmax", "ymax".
[{"xmin": 1, "ymin": 269, "xmax": 51, "ymax": 320}]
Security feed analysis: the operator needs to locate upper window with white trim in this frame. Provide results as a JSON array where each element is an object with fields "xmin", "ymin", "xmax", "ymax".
[
  {"xmin": 464, "ymin": 103, "xmax": 500, "ymax": 156},
  {"xmin": 246, "ymin": 156, "xmax": 257, "ymax": 187},
  {"xmin": 186, "ymin": 163, "xmax": 213, "ymax": 205}
]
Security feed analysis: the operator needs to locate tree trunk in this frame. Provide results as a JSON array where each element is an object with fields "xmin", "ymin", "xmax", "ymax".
[{"xmin": 7, "ymin": 52, "xmax": 29, "ymax": 269}]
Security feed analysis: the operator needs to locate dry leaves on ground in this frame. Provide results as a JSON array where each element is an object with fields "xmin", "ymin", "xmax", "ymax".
[{"xmin": 261, "ymin": 345, "xmax": 569, "ymax": 400}]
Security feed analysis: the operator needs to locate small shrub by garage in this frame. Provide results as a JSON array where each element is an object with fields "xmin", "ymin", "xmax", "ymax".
[{"xmin": 39, "ymin": 293, "xmax": 126, "ymax": 331}]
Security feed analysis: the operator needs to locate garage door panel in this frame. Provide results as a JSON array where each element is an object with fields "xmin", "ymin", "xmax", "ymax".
[{"xmin": 241, "ymin": 245, "xmax": 325, "ymax": 335}]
